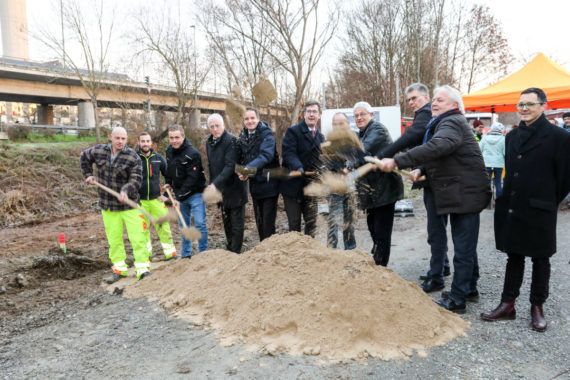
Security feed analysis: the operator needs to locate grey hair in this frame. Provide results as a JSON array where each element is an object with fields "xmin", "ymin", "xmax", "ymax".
[
  {"xmin": 405, "ymin": 83, "xmax": 429, "ymax": 97},
  {"xmin": 353, "ymin": 101, "xmax": 373, "ymax": 113},
  {"xmin": 111, "ymin": 126, "xmax": 127, "ymax": 136},
  {"xmin": 207, "ymin": 113, "xmax": 225, "ymax": 125},
  {"xmin": 433, "ymin": 85, "xmax": 465, "ymax": 113},
  {"xmin": 332, "ymin": 112, "xmax": 350, "ymax": 122}
]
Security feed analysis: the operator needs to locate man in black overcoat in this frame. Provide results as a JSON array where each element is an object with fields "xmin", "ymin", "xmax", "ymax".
[
  {"xmin": 481, "ymin": 88, "xmax": 570, "ymax": 331},
  {"xmin": 280, "ymin": 100, "xmax": 324, "ymax": 237},
  {"xmin": 206, "ymin": 113, "xmax": 248, "ymax": 253}
]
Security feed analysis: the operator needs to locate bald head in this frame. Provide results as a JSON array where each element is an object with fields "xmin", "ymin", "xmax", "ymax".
[{"xmin": 110, "ymin": 126, "xmax": 127, "ymax": 154}]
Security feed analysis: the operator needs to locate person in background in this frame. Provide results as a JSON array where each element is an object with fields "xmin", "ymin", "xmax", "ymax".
[
  {"xmin": 206, "ymin": 114, "xmax": 248, "ymax": 253},
  {"xmin": 280, "ymin": 100, "xmax": 324, "ymax": 237},
  {"xmin": 80, "ymin": 127, "xmax": 150, "ymax": 283},
  {"xmin": 324, "ymin": 112, "xmax": 357, "ymax": 250},
  {"xmin": 481, "ymin": 88, "xmax": 570, "ymax": 331},
  {"xmin": 237, "ymin": 107, "xmax": 280, "ymax": 241},
  {"xmin": 479, "ymin": 122, "xmax": 506, "ymax": 199},
  {"xmin": 354, "ymin": 101, "xmax": 403, "ymax": 266},
  {"xmin": 562, "ymin": 112, "xmax": 570, "ymax": 131},
  {"xmin": 165, "ymin": 124, "xmax": 208, "ymax": 258},
  {"xmin": 472, "ymin": 120, "xmax": 484, "ymax": 142}
]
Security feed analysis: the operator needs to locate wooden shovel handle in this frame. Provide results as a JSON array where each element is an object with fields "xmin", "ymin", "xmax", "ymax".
[
  {"xmin": 290, "ymin": 170, "xmax": 316, "ymax": 177},
  {"xmin": 363, "ymin": 157, "xmax": 426, "ymax": 181},
  {"xmin": 92, "ymin": 180, "xmax": 155, "ymax": 224},
  {"xmin": 164, "ymin": 187, "xmax": 188, "ymax": 228}
]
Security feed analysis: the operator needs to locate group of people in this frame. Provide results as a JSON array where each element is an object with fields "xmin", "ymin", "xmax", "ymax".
[{"xmin": 80, "ymin": 83, "xmax": 569, "ymax": 332}]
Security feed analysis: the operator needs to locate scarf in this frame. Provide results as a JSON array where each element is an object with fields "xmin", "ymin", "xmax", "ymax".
[{"xmin": 422, "ymin": 109, "xmax": 462, "ymax": 144}]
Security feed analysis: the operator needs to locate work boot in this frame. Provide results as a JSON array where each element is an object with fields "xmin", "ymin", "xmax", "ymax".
[
  {"xmin": 138, "ymin": 271, "xmax": 152, "ymax": 280},
  {"xmin": 436, "ymin": 298, "xmax": 466, "ymax": 314},
  {"xmin": 420, "ymin": 279, "xmax": 444, "ymax": 293},
  {"xmin": 419, "ymin": 267, "xmax": 451, "ymax": 280},
  {"xmin": 105, "ymin": 272, "xmax": 126, "ymax": 284},
  {"xmin": 480, "ymin": 301, "xmax": 516, "ymax": 321},
  {"xmin": 442, "ymin": 290, "xmax": 479, "ymax": 303},
  {"xmin": 530, "ymin": 305, "xmax": 547, "ymax": 332}
]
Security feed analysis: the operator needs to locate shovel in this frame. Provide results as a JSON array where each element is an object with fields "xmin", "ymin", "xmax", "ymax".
[
  {"xmin": 164, "ymin": 187, "xmax": 202, "ymax": 242},
  {"xmin": 364, "ymin": 156, "xmax": 426, "ymax": 181},
  {"xmin": 262, "ymin": 167, "xmax": 316, "ymax": 180},
  {"xmin": 92, "ymin": 180, "xmax": 156, "ymax": 225},
  {"xmin": 235, "ymin": 164, "xmax": 257, "ymax": 177}
]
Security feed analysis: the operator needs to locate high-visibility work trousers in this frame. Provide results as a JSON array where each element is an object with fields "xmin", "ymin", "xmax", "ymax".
[
  {"xmin": 140, "ymin": 199, "xmax": 177, "ymax": 259},
  {"xmin": 102, "ymin": 208, "xmax": 150, "ymax": 279}
]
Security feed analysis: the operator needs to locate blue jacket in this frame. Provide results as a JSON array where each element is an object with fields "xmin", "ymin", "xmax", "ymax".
[
  {"xmin": 237, "ymin": 121, "xmax": 280, "ymax": 199},
  {"xmin": 480, "ymin": 130, "xmax": 505, "ymax": 168},
  {"xmin": 279, "ymin": 119, "xmax": 324, "ymax": 198}
]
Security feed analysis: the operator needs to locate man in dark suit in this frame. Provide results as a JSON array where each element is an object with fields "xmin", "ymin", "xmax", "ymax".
[
  {"xmin": 481, "ymin": 88, "xmax": 570, "ymax": 331},
  {"xmin": 280, "ymin": 100, "xmax": 324, "ymax": 237}
]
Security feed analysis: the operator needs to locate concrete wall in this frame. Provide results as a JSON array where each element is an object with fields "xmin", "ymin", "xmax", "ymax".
[{"xmin": 0, "ymin": 0, "xmax": 30, "ymax": 60}]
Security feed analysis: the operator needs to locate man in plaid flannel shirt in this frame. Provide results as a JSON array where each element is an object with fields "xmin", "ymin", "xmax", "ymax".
[{"xmin": 80, "ymin": 127, "xmax": 151, "ymax": 283}]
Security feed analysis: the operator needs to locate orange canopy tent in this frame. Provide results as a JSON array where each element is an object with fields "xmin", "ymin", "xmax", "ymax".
[{"xmin": 463, "ymin": 53, "xmax": 570, "ymax": 113}]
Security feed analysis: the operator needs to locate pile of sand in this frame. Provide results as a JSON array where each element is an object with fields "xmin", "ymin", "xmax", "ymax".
[{"xmin": 125, "ymin": 233, "xmax": 469, "ymax": 361}]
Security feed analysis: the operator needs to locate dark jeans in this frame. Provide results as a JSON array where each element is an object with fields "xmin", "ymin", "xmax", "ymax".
[
  {"xmin": 448, "ymin": 212, "xmax": 480, "ymax": 304},
  {"xmin": 221, "ymin": 205, "xmax": 245, "ymax": 253},
  {"xmin": 283, "ymin": 195, "xmax": 318, "ymax": 237},
  {"xmin": 423, "ymin": 187, "xmax": 450, "ymax": 282},
  {"xmin": 327, "ymin": 193, "xmax": 356, "ymax": 249},
  {"xmin": 487, "ymin": 167, "xmax": 503, "ymax": 198},
  {"xmin": 501, "ymin": 253, "xmax": 550, "ymax": 306},
  {"xmin": 366, "ymin": 202, "xmax": 396, "ymax": 267},
  {"xmin": 252, "ymin": 196, "xmax": 278, "ymax": 241}
]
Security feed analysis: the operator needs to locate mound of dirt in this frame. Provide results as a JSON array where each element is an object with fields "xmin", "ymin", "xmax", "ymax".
[
  {"xmin": 31, "ymin": 247, "xmax": 108, "ymax": 280},
  {"xmin": 124, "ymin": 232, "xmax": 469, "ymax": 361}
]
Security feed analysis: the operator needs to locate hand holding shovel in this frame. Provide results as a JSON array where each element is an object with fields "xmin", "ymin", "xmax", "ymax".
[
  {"xmin": 91, "ymin": 180, "xmax": 156, "ymax": 225},
  {"xmin": 364, "ymin": 156, "xmax": 426, "ymax": 181},
  {"xmin": 164, "ymin": 187, "xmax": 202, "ymax": 242}
]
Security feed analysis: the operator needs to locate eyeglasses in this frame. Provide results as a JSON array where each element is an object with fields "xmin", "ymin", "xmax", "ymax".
[
  {"xmin": 353, "ymin": 112, "xmax": 370, "ymax": 119},
  {"xmin": 516, "ymin": 102, "xmax": 544, "ymax": 110},
  {"xmin": 305, "ymin": 109, "xmax": 320, "ymax": 114},
  {"xmin": 406, "ymin": 96, "xmax": 418, "ymax": 103}
]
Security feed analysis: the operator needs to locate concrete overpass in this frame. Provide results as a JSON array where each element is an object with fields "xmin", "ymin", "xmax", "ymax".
[{"xmin": 0, "ymin": 57, "xmax": 286, "ymax": 127}]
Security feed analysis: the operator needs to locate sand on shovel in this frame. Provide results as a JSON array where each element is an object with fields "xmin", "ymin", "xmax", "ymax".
[
  {"xmin": 124, "ymin": 232, "xmax": 470, "ymax": 361},
  {"xmin": 202, "ymin": 186, "xmax": 223, "ymax": 203}
]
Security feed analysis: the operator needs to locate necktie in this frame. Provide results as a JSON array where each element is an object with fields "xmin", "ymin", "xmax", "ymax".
[{"xmin": 311, "ymin": 129, "xmax": 316, "ymax": 138}]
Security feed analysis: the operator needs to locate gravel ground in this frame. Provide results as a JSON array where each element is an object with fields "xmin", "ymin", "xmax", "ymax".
[{"xmin": 1, "ymin": 195, "xmax": 569, "ymax": 379}]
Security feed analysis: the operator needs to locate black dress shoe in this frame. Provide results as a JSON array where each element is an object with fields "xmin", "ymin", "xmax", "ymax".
[
  {"xmin": 419, "ymin": 268, "xmax": 451, "ymax": 281},
  {"xmin": 442, "ymin": 290, "xmax": 479, "ymax": 303},
  {"xmin": 436, "ymin": 298, "xmax": 466, "ymax": 314},
  {"xmin": 420, "ymin": 280, "xmax": 445, "ymax": 293}
]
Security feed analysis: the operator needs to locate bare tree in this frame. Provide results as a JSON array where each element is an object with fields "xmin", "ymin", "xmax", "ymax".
[
  {"xmin": 133, "ymin": 5, "xmax": 210, "ymax": 128},
  {"xmin": 38, "ymin": 0, "xmax": 115, "ymax": 143},
  {"xmin": 206, "ymin": 0, "xmax": 340, "ymax": 124}
]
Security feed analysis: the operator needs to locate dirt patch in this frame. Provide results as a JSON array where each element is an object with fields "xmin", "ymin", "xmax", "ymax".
[
  {"xmin": 124, "ymin": 232, "xmax": 469, "ymax": 361},
  {"xmin": 30, "ymin": 247, "xmax": 108, "ymax": 280},
  {"xmin": 251, "ymin": 78, "xmax": 277, "ymax": 106}
]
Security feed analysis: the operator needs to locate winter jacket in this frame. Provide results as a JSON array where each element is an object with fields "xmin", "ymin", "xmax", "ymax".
[
  {"xmin": 395, "ymin": 112, "xmax": 491, "ymax": 215},
  {"xmin": 206, "ymin": 130, "xmax": 248, "ymax": 209},
  {"xmin": 165, "ymin": 138, "xmax": 206, "ymax": 201},
  {"xmin": 480, "ymin": 130, "xmax": 505, "ymax": 168},
  {"xmin": 280, "ymin": 120, "xmax": 324, "ymax": 198},
  {"xmin": 80, "ymin": 143, "xmax": 142, "ymax": 211},
  {"xmin": 356, "ymin": 120, "xmax": 404, "ymax": 209},
  {"xmin": 237, "ymin": 121, "xmax": 280, "ymax": 199},
  {"xmin": 495, "ymin": 114, "xmax": 570, "ymax": 258},
  {"xmin": 380, "ymin": 103, "xmax": 431, "ymax": 158},
  {"xmin": 137, "ymin": 148, "xmax": 168, "ymax": 200}
]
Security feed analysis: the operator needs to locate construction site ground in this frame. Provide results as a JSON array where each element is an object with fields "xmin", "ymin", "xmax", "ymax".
[{"xmin": 1, "ymin": 142, "xmax": 569, "ymax": 379}]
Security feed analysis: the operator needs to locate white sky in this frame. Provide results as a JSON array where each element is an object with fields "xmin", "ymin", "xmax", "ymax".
[{"xmin": 2, "ymin": 0, "xmax": 570, "ymax": 93}]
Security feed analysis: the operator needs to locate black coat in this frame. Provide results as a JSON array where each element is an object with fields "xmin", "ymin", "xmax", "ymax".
[
  {"xmin": 165, "ymin": 138, "xmax": 206, "ymax": 201},
  {"xmin": 380, "ymin": 103, "xmax": 431, "ymax": 158},
  {"xmin": 206, "ymin": 130, "xmax": 248, "ymax": 209},
  {"xmin": 356, "ymin": 120, "xmax": 403, "ymax": 209},
  {"xmin": 237, "ymin": 121, "xmax": 280, "ymax": 199},
  {"xmin": 137, "ymin": 149, "xmax": 167, "ymax": 201},
  {"xmin": 494, "ymin": 114, "xmax": 570, "ymax": 258},
  {"xmin": 280, "ymin": 120, "xmax": 324, "ymax": 198},
  {"xmin": 395, "ymin": 112, "xmax": 491, "ymax": 215}
]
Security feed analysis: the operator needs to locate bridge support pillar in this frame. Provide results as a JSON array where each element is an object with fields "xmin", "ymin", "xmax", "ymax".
[
  {"xmin": 189, "ymin": 109, "xmax": 200, "ymax": 130},
  {"xmin": 37, "ymin": 104, "xmax": 54, "ymax": 125},
  {"xmin": 78, "ymin": 101, "xmax": 95, "ymax": 129}
]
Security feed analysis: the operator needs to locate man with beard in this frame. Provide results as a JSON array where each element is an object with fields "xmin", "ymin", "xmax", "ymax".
[{"xmin": 137, "ymin": 132, "xmax": 177, "ymax": 260}]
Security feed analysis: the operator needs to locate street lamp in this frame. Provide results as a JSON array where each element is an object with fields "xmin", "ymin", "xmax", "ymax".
[{"xmin": 190, "ymin": 25, "xmax": 198, "ymax": 128}]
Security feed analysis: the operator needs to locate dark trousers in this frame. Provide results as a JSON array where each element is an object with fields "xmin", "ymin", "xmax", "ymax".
[
  {"xmin": 327, "ymin": 193, "xmax": 356, "ymax": 249},
  {"xmin": 423, "ymin": 187, "xmax": 451, "ymax": 282},
  {"xmin": 283, "ymin": 195, "xmax": 318, "ymax": 237},
  {"xmin": 221, "ymin": 205, "xmax": 245, "ymax": 253},
  {"xmin": 501, "ymin": 253, "xmax": 550, "ymax": 306},
  {"xmin": 448, "ymin": 212, "xmax": 480, "ymax": 304},
  {"xmin": 366, "ymin": 202, "xmax": 396, "ymax": 267},
  {"xmin": 252, "ymin": 196, "xmax": 278, "ymax": 241},
  {"xmin": 487, "ymin": 167, "xmax": 503, "ymax": 198}
]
